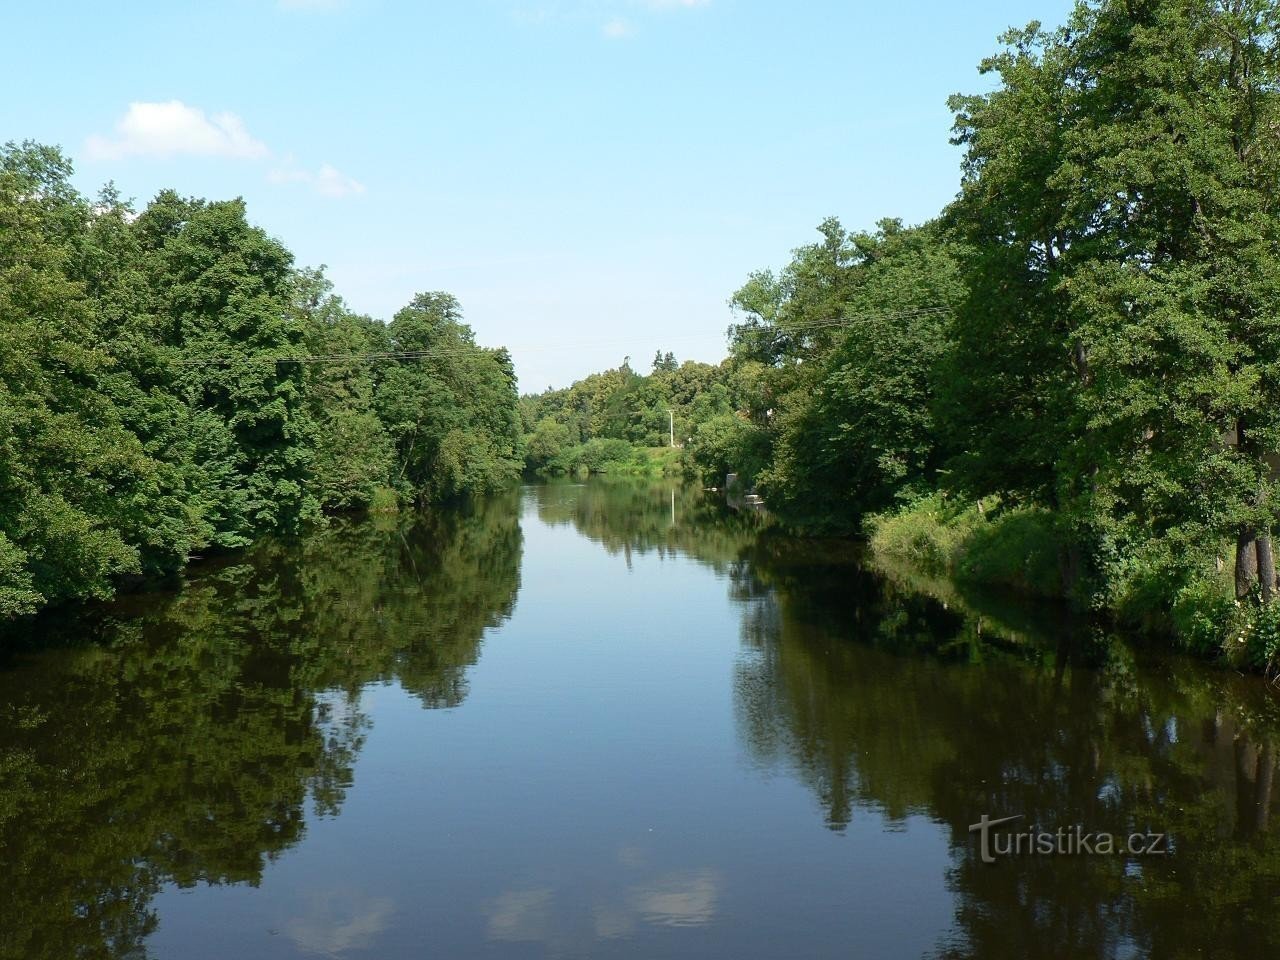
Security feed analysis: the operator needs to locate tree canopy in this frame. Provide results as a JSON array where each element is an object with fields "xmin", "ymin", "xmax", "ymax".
[
  {"xmin": 0, "ymin": 142, "xmax": 522, "ymax": 622},
  {"xmin": 543, "ymin": 0, "xmax": 1280, "ymax": 661}
]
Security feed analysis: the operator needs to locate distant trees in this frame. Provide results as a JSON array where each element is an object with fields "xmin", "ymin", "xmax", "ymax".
[
  {"xmin": 519, "ymin": 354, "xmax": 741, "ymax": 469},
  {"xmin": 0, "ymin": 141, "xmax": 522, "ymax": 621}
]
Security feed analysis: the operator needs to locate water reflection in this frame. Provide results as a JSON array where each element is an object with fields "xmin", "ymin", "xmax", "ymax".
[
  {"xmin": 728, "ymin": 541, "xmax": 1280, "ymax": 959},
  {"xmin": 530, "ymin": 477, "xmax": 758, "ymax": 572},
  {"xmin": 540, "ymin": 480, "xmax": 1280, "ymax": 958},
  {"xmin": 0, "ymin": 493, "xmax": 521, "ymax": 960},
  {"xmin": 284, "ymin": 888, "xmax": 395, "ymax": 956},
  {"xmin": 630, "ymin": 869, "xmax": 720, "ymax": 928},
  {"xmin": 5, "ymin": 479, "xmax": 1280, "ymax": 959},
  {"xmin": 485, "ymin": 865, "xmax": 721, "ymax": 952}
]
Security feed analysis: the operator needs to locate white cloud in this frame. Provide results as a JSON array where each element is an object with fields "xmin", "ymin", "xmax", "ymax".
[
  {"xmin": 269, "ymin": 161, "xmax": 367, "ymax": 198},
  {"xmin": 85, "ymin": 101, "xmax": 269, "ymax": 161},
  {"xmin": 602, "ymin": 17, "xmax": 633, "ymax": 38},
  {"xmin": 87, "ymin": 101, "xmax": 366, "ymax": 199},
  {"xmin": 285, "ymin": 889, "xmax": 394, "ymax": 956}
]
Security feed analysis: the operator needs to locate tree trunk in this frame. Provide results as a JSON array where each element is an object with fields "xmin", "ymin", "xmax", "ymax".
[
  {"xmin": 1258, "ymin": 534, "xmax": 1276, "ymax": 603},
  {"xmin": 1237, "ymin": 525, "xmax": 1259, "ymax": 599}
]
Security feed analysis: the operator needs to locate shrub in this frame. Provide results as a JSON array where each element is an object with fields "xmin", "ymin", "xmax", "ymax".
[
  {"xmin": 686, "ymin": 413, "xmax": 770, "ymax": 488},
  {"xmin": 1171, "ymin": 573, "xmax": 1238, "ymax": 658},
  {"xmin": 869, "ymin": 495, "xmax": 1064, "ymax": 597},
  {"xmin": 867, "ymin": 493, "xmax": 987, "ymax": 571},
  {"xmin": 956, "ymin": 506, "xmax": 1061, "ymax": 596},
  {"xmin": 368, "ymin": 486, "xmax": 400, "ymax": 515}
]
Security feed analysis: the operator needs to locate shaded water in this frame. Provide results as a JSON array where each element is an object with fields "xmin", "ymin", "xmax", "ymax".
[{"xmin": 2, "ymin": 479, "xmax": 1280, "ymax": 959}]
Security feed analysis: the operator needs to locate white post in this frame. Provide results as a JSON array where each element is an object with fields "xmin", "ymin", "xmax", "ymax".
[{"xmin": 668, "ymin": 410, "xmax": 675, "ymax": 448}]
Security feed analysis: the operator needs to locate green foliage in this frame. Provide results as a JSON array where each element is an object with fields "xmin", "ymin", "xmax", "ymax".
[
  {"xmin": 0, "ymin": 143, "xmax": 522, "ymax": 621},
  {"xmin": 674, "ymin": 0, "xmax": 1280, "ymax": 663},
  {"xmin": 520, "ymin": 355, "xmax": 742, "ymax": 468},
  {"xmin": 0, "ymin": 534, "xmax": 40, "ymax": 618},
  {"xmin": 942, "ymin": 0, "xmax": 1280, "ymax": 617},
  {"xmin": 519, "ymin": 352, "xmax": 746, "ymax": 481},
  {"xmin": 537, "ymin": 440, "xmax": 683, "ymax": 479},
  {"xmin": 0, "ymin": 142, "xmax": 200, "ymax": 610},
  {"xmin": 135, "ymin": 190, "xmax": 319, "ymax": 544},
  {"xmin": 955, "ymin": 505, "xmax": 1061, "ymax": 597},
  {"xmin": 1171, "ymin": 571, "xmax": 1239, "ymax": 658},
  {"xmin": 524, "ymin": 416, "xmax": 573, "ymax": 471},
  {"xmin": 869, "ymin": 494, "xmax": 1065, "ymax": 598},
  {"xmin": 867, "ymin": 494, "xmax": 991, "ymax": 572},
  {"xmin": 1227, "ymin": 598, "xmax": 1280, "ymax": 671},
  {"xmin": 368, "ymin": 485, "xmax": 400, "ymax": 514},
  {"xmin": 732, "ymin": 219, "xmax": 967, "ymax": 533},
  {"xmin": 686, "ymin": 413, "xmax": 770, "ymax": 488},
  {"xmin": 294, "ymin": 268, "xmax": 396, "ymax": 511},
  {"xmin": 549, "ymin": 437, "xmax": 635, "ymax": 475},
  {"xmin": 378, "ymin": 293, "xmax": 522, "ymax": 504}
]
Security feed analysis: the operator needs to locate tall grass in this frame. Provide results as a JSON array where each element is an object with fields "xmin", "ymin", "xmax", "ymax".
[{"xmin": 868, "ymin": 494, "xmax": 1062, "ymax": 597}]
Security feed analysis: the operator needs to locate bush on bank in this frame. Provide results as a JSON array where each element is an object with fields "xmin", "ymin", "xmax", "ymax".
[
  {"xmin": 868, "ymin": 495, "xmax": 1063, "ymax": 599},
  {"xmin": 869, "ymin": 495, "xmax": 1280, "ymax": 670},
  {"xmin": 536, "ymin": 441, "xmax": 684, "ymax": 479}
]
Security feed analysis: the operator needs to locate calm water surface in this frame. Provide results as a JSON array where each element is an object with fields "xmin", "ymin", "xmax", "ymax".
[{"xmin": 3, "ymin": 480, "xmax": 1280, "ymax": 959}]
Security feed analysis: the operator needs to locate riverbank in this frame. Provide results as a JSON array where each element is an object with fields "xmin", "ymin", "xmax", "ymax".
[
  {"xmin": 866, "ymin": 493, "xmax": 1268, "ymax": 673},
  {"xmin": 528, "ymin": 442, "xmax": 685, "ymax": 479}
]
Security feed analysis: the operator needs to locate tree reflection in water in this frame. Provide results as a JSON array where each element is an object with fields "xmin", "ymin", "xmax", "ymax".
[
  {"xmin": 729, "ymin": 533, "xmax": 1280, "ymax": 960},
  {"xmin": 0, "ymin": 492, "xmax": 522, "ymax": 960},
  {"xmin": 4, "ymin": 479, "xmax": 1280, "ymax": 960}
]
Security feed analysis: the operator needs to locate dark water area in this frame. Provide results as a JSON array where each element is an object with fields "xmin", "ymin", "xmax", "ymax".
[{"xmin": 2, "ymin": 479, "xmax": 1279, "ymax": 959}]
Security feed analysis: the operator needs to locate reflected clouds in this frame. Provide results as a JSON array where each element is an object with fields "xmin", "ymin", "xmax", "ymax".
[
  {"xmin": 487, "ymin": 859, "xmax": 721, "ymax": 951},
  {"xmin": 487, "ymin": 887, "xmax": 556, "ymax": 943},
  {"xmin": 625, "ymin": 868, "xmax": 721, "ymax": 930},
  {"xmin": 284, "ymin": 888, "xmax": 395, "ymax": 956}
]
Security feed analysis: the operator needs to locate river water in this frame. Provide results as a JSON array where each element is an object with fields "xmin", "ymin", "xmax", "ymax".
[{"xmin": 2, "ymin": 479, "xmax": 1279, "ymax": 959}]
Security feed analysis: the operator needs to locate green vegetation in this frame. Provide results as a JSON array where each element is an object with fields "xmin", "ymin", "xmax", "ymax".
[
  {"xmin": 518, "ymin": 351, "xmax": 752, "ymax": 479},
  {"xmin": 11, "ymin": 0, "xmax": 1280, "ymax": 667},
  {"xmin": 870, "ymin": 495, "xmax": 1072, "ymax": 600},
  {"xmin": 0, "ymin": 142, "xmax": 521, "ymax": 622},
  {"xmin": 543, "ymin": 0, "xmax": 1280, "ymax": 666}
]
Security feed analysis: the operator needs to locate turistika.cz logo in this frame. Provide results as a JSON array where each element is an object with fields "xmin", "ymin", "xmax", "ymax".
[{"xmin": 968, "ymin": 814, "xmax": 1169, "ymax": 864}]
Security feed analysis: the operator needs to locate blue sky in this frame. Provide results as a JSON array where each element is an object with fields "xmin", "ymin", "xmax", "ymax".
[{"xmin": 6, "ymin": 0, "xmax": 1075, "ymax": 390}]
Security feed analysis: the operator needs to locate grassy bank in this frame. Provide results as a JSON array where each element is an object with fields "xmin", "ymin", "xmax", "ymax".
[
  {"xmin": 868, "ymin": 494, "xmax": 1062, "ymax": 598},
  {"xmin": 534, "ymin": 441, "xmax": 685, "ymax": 479},
  {"xmin": 867, "ymin": 494, "xmax": 1275, "ymax": 672}
]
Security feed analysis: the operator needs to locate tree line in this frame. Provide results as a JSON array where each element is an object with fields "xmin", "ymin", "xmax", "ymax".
[
  {"xmin": 534, "ymin": 0, "xmax": 1280, "ymax": 663},
  {"xmin": 0, "ymin": 143, "xmax": 521, "ymax": 621},
  {"xmin": 518, "ymin": 350, "xmax": 755, "ymax": 476}
]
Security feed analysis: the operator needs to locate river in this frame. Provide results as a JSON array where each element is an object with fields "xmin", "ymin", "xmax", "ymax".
[{"xmin": 2, "ymin": 479, "xmax": 1278, "ymax": 959}]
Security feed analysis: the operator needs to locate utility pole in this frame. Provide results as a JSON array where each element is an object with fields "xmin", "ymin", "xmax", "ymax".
[{"xmin": 668, "ymin": 410, "xmax": 675, "ymax": 448}]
